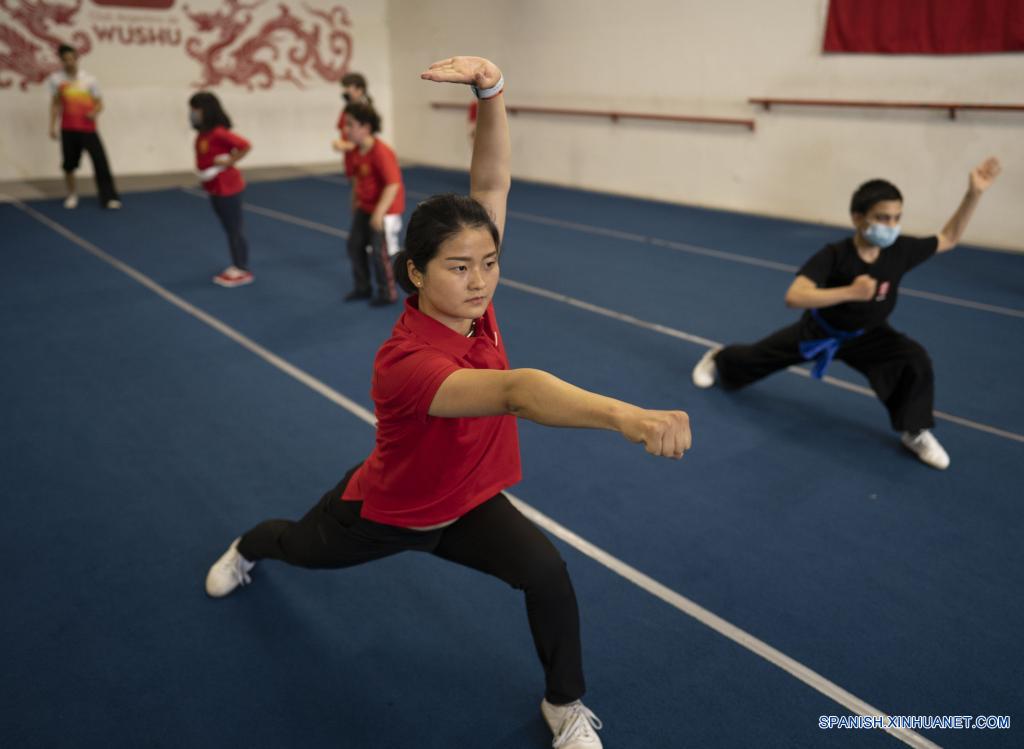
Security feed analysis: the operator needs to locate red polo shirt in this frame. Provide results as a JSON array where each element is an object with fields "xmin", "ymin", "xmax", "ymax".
[
  {"xmin": 195, "ymin": 126, "xmax": 250, "ymax": 197},
  {"xmin": 343, "ymin": 296, "xmax": 521, "ymax": 526},
  {"xmin": 343, "ymin": 138, "xmax": 405, "ymax": 215}
]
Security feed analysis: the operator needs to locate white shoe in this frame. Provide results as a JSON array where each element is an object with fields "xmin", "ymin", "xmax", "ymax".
[
  {"xmin": 691, "ymin": 346, "xmax": 721, "ymax": 388},
  {"xmin": 212, "ymin": 267, "xmax": 255, "ymax": 288},
  {"xmin": 63, "ymin": 194, "xmax": 78, "ymax": 209},
  {"xmin": 105, "ymin": 199, "xmax": 122, "ymax": 210},
  {"xmin": 901, "ymin": 430, "xmax": 950, "ymax": 470},
  {"xmin": 205, "ymin": 537, "xmax": 256, "ymax": 597},
  {"xmin": 541, "ymin": 699, "xmax": 603, "ymax": 748}
]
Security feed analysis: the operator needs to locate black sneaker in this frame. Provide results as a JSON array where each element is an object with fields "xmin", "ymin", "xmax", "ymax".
[{"xmin": 344, "ymin": 290, "xmax": 372, "ymax": 302}]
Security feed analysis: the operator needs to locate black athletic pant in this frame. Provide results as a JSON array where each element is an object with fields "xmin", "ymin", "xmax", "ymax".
[
  {"xmin": 60, "ymin": 129, "xmax": 119, "ymax": 205},
  {"xmin": 237, "ymin": 467, "xmax": 585, "ymax": 704},
  {"xmin": 209, "ymin": 192, "xmax": 250, "ymax": 270},
  {"xmin": 346, "ymin": 209, "xmax": 397, "ymax": 301},
  {"xmin": 714, "ymin": 313, "xmax": 935, "ymax": 432}
]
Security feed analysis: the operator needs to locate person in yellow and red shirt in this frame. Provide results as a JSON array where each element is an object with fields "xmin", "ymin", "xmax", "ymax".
[
  {"xmin": 48, "ymin": 44, "xmax": 121, "ymax": 210},
  {"xmin": 189, "ymin": 91, "xmax": 254, "ymax": 288},
  {"xmin": 342, "ymin": 102, "xmax": 405, "ymax": 305}
]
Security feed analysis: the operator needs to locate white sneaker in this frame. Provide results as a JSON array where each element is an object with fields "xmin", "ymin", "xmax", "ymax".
[
  {"xmin": 901, "ymin": 430, "xmax": 950, "ymax": 470},
  {"xmin": 541, "ymin": 699, "xmax": 603, "ymax": 749},
  {"xmin": 105, "ymin": 199, "xmax": 122, "ymax": 210},
  {"xmin": 205, "ymin": 537, "xmax": 256, "ymax": 597},
  {"xmin": 691, "ymin": 346, "xmax": 721, "ymax": 389},
  {"xmin": 212, "ymin": 267, "xmax": 255, "ymax": 288},
  {"xmin": 63, "ymin": 194, "xmax": 78, "ymax": 209}
]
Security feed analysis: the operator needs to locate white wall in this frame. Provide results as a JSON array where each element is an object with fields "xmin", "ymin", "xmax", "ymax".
[
  {"xmin": 0, "ymin": 0, "xmax": 392, "ymax": 180},
  {"xmin": 387, "ymin": 0, "xmax": 1024, "ymax": 250},
  {"xmin": 4, "ymin": 0, "xmax": 1021, "ymax": 249}
]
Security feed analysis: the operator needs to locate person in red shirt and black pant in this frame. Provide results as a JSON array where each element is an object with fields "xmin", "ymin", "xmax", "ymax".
[
  {"xmin": 206, "ymin": 56, "xmax": 692, "ymax": 749},
  {"xmin": 342, "ymin": 102, "xmax": 405, "ymax": 305},
  {"xmin": 189, "ymin": 92, "xmax": 254, "ymax": 288}
]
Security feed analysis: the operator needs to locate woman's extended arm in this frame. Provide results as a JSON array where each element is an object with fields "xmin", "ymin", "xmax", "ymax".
[{"xmin": 429, "ymin": 368, "xmax": 692, "ymax": 459}]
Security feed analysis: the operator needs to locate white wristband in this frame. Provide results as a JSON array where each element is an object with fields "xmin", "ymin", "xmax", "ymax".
[{"xmin": 471, "ymin": 74, "xmax": 504, "ymax": 100}]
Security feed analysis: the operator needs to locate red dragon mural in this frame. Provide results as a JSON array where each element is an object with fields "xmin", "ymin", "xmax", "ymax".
[
  {"xmin": 183, "ymin": 0, "xmax": 353, "ymax": 90},
  {"xmin": 0, "ymin": 0, "xmax": 91, "ymax": 90},
  {"xmin": 0, "ymin": 0, "xmax": 353, "ymax": 91}
]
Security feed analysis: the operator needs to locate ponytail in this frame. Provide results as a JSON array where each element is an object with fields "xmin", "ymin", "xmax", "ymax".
[{"xmin": 392, "ymin": 249, "xmax": 417, "ymax": 294}]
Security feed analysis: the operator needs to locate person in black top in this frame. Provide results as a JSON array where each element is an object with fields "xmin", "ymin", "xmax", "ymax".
[{"xmin": 691, "ymin": 157, "xmax": 1001, "ymax": 469}]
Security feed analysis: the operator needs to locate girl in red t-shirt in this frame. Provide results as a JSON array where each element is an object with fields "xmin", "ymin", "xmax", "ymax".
[
  {"xmin": 205, "ymin": 57, "xmax": 692, "ymax": 749},
  {"xmin": 341, "ymin": 102, "xmax": 405, "ymax": 305},
  {"xmin": 189, "ymin": 92, "xmax": 253, "ymax": 288}
]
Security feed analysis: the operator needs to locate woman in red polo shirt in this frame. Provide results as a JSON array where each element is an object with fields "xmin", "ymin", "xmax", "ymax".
[
  {"xmin": 189, "ymin": 91, "xmax": 253, "ymax": 288},
  {"xmin": 341, "ymin": 102, "xmax": 405, "ymax": 305},
  {"xmin": 205, "ymin": 56, "xmax": 691, "ymax": 749}
]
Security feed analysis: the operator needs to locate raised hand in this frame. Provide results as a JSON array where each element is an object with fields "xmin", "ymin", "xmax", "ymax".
[
  {"xmin": 620, "ymin": 408, "xmax": 692, "ymax": 459},
  {"xmin": 421, "ymin": 56, "xmax": 501, "ymax": 90},
  {"xmin": 969, "ymin": 157, "xmax": 1001, "ymax": 194}
]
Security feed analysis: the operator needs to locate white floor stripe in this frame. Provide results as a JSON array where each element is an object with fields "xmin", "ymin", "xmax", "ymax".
[
  {"xmin": 788, "ymin": 369, "xmax": 1024, "ymax": 442},
  {"xmin": 181, "ymin": 187, "xmax": 351, "ymax": 239},
  {"xmin": 312, "ymin": 174, "xmax": 349, "ymax": 185},
  {"xmin": 12, "ymin": 196, "xmax": 941, "ymax": 749},
  {"xmin": 498, "ymin": 278, "xmax": 720, "ymax": 348},
  {"xmin": 647, "ymin": 235, "xmax": 800, "ymax": 273},
  {"xmin": 195, "ymin": 190, "xmax": 1024, "ymax": 446},
  {"xmin": 381, "ymin": 180, "xmax": 1024, "ymax": 319},
  {"xmin": 504, "ymin": 203, "xmax": 1024, "ymax": 319},
  {"xmin": 500, "ymin": 282, "xmax": 1024, "ymax": 444},
  {"xmin": 508, "ymin": 497, "xmax": 942, "ymax": 749},
  {"xmin": 11, "ymin": 199, "xmax": 373, "ymax": 425},
  {"xmin": 899, "ymin": 287, "xmax": 1024, "ymax": 318}
]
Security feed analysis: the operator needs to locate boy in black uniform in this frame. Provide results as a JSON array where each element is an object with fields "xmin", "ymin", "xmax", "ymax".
[{"xmin": 691, "ymin": 157, "xmax": 1001, "ymax": 469}]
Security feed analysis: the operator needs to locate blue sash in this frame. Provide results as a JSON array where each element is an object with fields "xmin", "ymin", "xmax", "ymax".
[{"xmin": 798, "ymin": 309, "xmax": 864, "ymax": 379}]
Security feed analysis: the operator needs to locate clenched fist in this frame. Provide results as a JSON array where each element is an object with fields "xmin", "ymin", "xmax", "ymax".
[
  {"xmin": 620, "ymin": 408, "xmax": 692, "ymax": 459},
  {"xmin": 847, "ymin": 274, "xmax": 877, "ymax": 302}
]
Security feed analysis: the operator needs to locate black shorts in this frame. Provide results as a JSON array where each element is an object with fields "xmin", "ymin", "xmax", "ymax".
[{"xmin": 60, "ymin": 129, "xmax": 99, "ymax": 172}]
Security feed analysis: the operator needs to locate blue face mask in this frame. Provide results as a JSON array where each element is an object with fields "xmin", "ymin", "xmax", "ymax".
[{"xmin": 863, "ymin": 222, "xmax": 900, "ymax": 248}]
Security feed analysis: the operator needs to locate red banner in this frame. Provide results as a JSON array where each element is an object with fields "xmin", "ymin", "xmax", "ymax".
[{"xmin": 824, "ymin": 0, "xmax": 1024, "ymax": 54}]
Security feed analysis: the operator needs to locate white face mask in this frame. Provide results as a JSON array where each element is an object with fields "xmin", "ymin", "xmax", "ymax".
[{"xmin": 863, "ymin": 222, "xmax": 900, "ymax": 248}]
